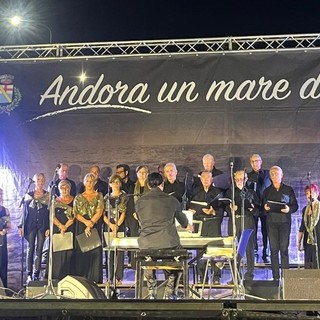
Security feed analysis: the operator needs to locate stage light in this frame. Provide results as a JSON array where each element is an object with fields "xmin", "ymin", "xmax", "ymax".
[
  {"xmin": 9, "ymin": 15, "xmax": 22, "ymax": 27},
  {"xmin": 79, "ymin": 73, "xmax": 87, "ymax": 83},
  {"xmin": 2, "ymin": 15, "xmax": 53, "ymax": 43}
]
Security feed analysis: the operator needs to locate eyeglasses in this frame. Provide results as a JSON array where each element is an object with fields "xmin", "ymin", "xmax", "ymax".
[{"xmin": 111, "ymin": 180, "xmax": 121, "ymax": 184}]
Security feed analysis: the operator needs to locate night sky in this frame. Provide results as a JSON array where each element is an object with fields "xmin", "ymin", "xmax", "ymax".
[{"xmin": 0, "ymin": 0, "xmax": 319, "ymax": 45}]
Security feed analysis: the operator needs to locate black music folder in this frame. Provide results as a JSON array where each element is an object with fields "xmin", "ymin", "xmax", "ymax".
[
  {"xmin": 76, "ymin": 228, "xmax": 101, "ymax": 253},
  {"xmin": 267, "ymin": 200, "xmax": 286, "ymax": 213}
]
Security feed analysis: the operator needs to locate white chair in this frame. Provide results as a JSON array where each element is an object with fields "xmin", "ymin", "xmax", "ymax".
[{"xmin": 200, "ymin": 229, "xmax": 254, "ymax": 299}]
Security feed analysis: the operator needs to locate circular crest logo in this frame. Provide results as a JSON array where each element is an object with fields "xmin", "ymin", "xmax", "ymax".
[{"xmin": 0, "ymin": 74, "xmax": 21, "ymax": 114}]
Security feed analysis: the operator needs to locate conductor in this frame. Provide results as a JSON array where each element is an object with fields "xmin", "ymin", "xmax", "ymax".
[{"xmin": 136, "ymin": 172, "xmax": 193, "ymax": 299}]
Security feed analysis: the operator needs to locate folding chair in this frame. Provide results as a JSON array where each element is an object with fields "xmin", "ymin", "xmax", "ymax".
[{"xmin": 200, "ymin": 229, "xmax": 254, "ymax": 299}]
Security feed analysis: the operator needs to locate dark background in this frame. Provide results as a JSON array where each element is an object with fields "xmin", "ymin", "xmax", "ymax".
[{"xmin": 0, "ymin": 0, "xmax": 319, "ymax": 44}]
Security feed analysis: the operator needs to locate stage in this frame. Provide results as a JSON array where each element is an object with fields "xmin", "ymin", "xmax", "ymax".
[{"xmin": 0, "ymin": 298, "xmax": 319, "ymax": 320}]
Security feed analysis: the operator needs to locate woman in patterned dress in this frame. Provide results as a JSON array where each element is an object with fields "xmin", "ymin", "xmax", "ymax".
[
  {"xmin": 51, "ymin": 180, "xmax": 75, "ymax": 280},
  {"xmin": 73, "ymin": 173, "xmax": 104, "ymax": 283}
]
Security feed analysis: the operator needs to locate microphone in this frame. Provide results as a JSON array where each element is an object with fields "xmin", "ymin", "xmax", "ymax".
[
  {"xmin": 29, "ymin": 178, "xmax": 35, "ymax": 184},
  {"xmin": 55, "ymin": 164, "xmax": 61, "ymax": 173},
  {"xmin": 308, "ymin": 171, "xmax": 311, "ymax": 180},
  {"xmin": 230, "ymin": 161, "xmax": 234, "ymax": 168}
]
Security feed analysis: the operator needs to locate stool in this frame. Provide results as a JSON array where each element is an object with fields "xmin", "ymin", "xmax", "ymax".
[{"xmin": 135, "ymin": 249, "xmax": 189, "ymax": 299}]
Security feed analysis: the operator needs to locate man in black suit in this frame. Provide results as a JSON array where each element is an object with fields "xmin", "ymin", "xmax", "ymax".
[
  {"xmin": 136, "ymin": 172, "xmax": 192, "ymax": 299},
  {"xmin": 53, "ymin": 163, "xmax": 77, "ymax": 197},
  {"xmin": 247, "ymin": 154, "xmax": 271, "ymax": 263},
  {"xmin": 192, "ymin": 154, "xmax": 224, "ymax": 192},
  {"xmin": 78, "ymin": 165, "xmax": 109, "ymax": 196}
]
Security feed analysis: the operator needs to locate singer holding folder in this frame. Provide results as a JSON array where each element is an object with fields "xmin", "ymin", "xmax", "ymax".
[
  {"xmin": 73, "ymin": 173, "xmax": 104, "ymax": 283},
  {"xmin": 51, "ymin": 180, "xmax": 75, "ymax": 280},
  {"xmin": 188, "ymin": 170, "xmax": 224, "ymax": 284},
  {"xmin": 262, "ymin": 166, "xmax": 298, "ymax": 281}
]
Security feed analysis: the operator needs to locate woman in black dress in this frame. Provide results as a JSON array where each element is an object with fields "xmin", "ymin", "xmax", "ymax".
[
  {"xmin": 19, "ymin": 173, "xmax": 49, "ymax": 282},
  {"xmin": 51, "ymin": 180, "xmax": 75, "ymax": 280},
  {"xmin": 73, "ymin": 173, "xmax": 104, "ymax": 283},
  {"xmin": 104, "ymin": 174, "xmax": 127, "ymax": 284}
]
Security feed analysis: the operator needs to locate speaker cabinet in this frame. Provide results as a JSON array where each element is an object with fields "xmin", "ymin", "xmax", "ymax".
[
  {"xmin": 58, "ymin": 275, "xmax": 106, "ymax": 299},
  {"xmin": 0, "ymin": 278, "xmax": 6, "ymax": 297},
  {"xmin": 26, "ymin": 280, "xmax": 58, "ymax": 298},
  {"xmin": 282, "ymin": 269, "xmax": 320, "ymax": 300},
  {"xmin": 244, "ymin": 280, "xmax": 280, "ymax": 299}
]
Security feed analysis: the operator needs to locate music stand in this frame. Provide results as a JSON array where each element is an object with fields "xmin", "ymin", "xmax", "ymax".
[{"xmin": 104, "ymin": 191, "xmax": 121, "ymax": 300}]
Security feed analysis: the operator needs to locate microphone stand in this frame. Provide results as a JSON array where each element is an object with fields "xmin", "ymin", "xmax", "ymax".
[
  {"xmin": 19, "ymin": 179, "xmax": 34, "ymax": 288},
  {"xmin": 104, "ymin": 185, "xmax": 113, "ymax": 299},
  {"xmin": 230, "ymin": 162, "xmax": 240, "ymax": 297},
  {"xmin": 36, "ymin": 168, "xmax": 58, "ymax": 298},
  {"xmin": 182, "ymin": 172, "xmax": 188, "ymax": 210},
  {"xmin": 111, "ymin": 196, "xmax": 120, "ymax": 300}
]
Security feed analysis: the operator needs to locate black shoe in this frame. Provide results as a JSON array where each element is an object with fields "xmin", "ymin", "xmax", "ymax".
[
  {"xmin": 212, "ymin": 277, "xmax": 220, "ymax": 285},
  {"xmin": 262, "ymin": 256, "xmax": 270, "ymax": 263}
]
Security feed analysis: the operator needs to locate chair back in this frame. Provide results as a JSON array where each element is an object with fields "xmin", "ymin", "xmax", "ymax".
[{"xmin": 237, "ymin": 228, "xmax": 254, "ymax": 260}]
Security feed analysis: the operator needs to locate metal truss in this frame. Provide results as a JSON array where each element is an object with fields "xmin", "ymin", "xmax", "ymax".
[{"xmin": 0, "ymin": 33, "xmax": 319, "ymax": 62}]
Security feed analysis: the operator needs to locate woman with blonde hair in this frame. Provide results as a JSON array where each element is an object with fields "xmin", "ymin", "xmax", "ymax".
[
  {"xmin": 134, "ymin": 165, "xmax": 150, "ymax": 204},
  {"xmin": 73, "ymin": 173, "xmax": 104, "ymax": 283},
  {"xmin": 51, "ymin": 180, "xmax": 75, "ymax": 280}
]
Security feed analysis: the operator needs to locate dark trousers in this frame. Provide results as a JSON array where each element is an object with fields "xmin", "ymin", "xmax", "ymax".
[
  {"xmin": 105, "ymin": 250, "xmax": 125, "ymax": 281},
  {"xmin": 143, "ymin": 246, "xmax": 183, "ymax": 298},
  {"xmin": 125, "ymin": 217, "xmax": 140, "ymax": 267},
  {"xmin": 0, "ymin": 239, "xmax": 7, "ymax": 287},
  {"xmin": 304, "ymin": 243, "xmax": 320, "ymax": 269},
  {"xmin": 25, "ymin": 229, "xmax": 46, "ymax": 276},
  {"xmin": 145, "ymin": 268, "xmax": 181, "ymax": 297},
  {"xmin": 197, "ymin": 218, "xmax": 222, "ymax": 281},
  {"xmin": 254, "ymin": 213, "xmax": 268, "ymax": 257},
  {"xmin": 267, "ymin": 221, "xmax": 291, "ymax": 279}
]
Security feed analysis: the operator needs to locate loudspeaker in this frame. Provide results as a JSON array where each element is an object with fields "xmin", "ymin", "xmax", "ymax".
[
  {"xmin": 58, "ymin": 275, "xmax": 106, "ymax": 299},
  {"xmin": 244, "ymin": 280, "xmax": 280, "ymax": 299},
  {"xmin": 26, "ymin": 280, "xmax": 58, "ymax": 298},
  {"xmin": 0, "ymin": 278, "xmax": 6, "ymax": 297},
  {"xmin": 282, "ymin": 269, "xmax": 320, "ymax": 300}
]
